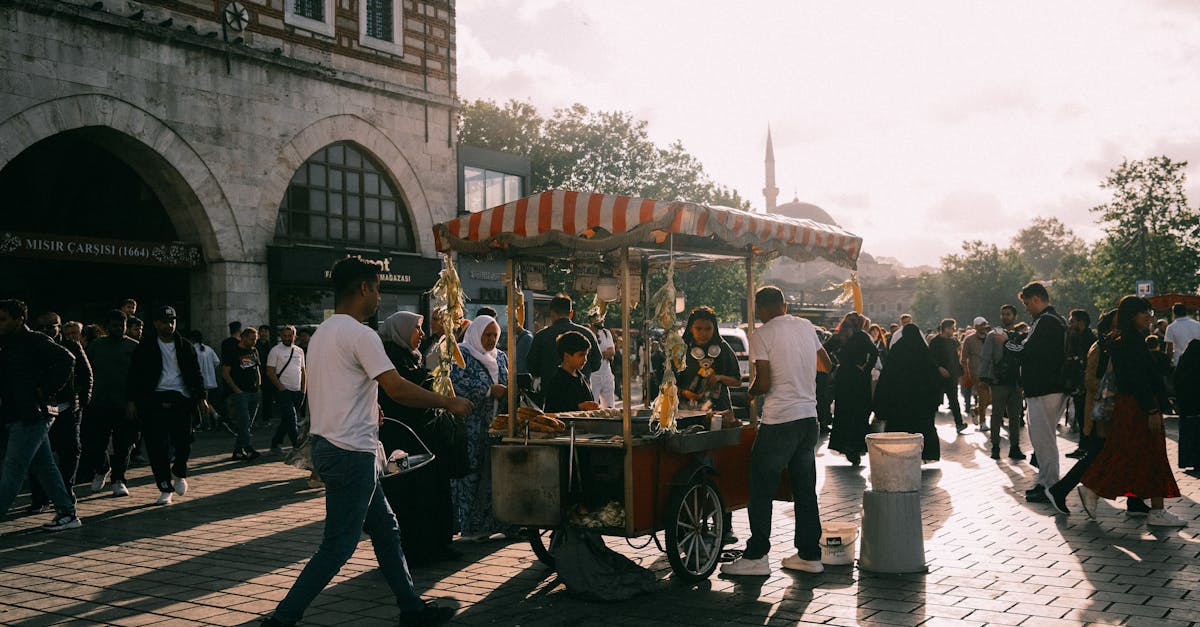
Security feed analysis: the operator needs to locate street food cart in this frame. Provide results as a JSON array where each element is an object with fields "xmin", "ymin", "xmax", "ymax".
[{"xmin": 432, "ymin": 190, "xmax": 862, "ymax": 581}]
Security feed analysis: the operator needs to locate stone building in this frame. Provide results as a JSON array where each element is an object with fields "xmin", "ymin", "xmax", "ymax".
[{"xmin": 0, "ymin": 0, "xmax": 456, "ymax": 340}]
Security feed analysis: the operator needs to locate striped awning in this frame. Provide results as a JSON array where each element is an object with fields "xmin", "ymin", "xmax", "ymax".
[{"xmin": 433, "ymin": 190, "xmax": 862, "ymax": 269}]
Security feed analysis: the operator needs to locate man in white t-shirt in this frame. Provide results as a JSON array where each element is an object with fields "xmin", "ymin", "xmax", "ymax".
[
  {"xmin": 1165, "ymin": 303, "xmax": 1200, "ymax": 367},
  {"xmin": 722, "ymin": 286, "xmax": 832, "ymax": 577},
  {"xmin": 588, "ymin": 311, "xmax": 617, "ymax": 408},
  {"xmin": 265, "ymin": 258, "xmax": 471, "ymax": 627},
  {"xmin": 267, "ymin": 325, "xmax": 306, "ymax": 454}
]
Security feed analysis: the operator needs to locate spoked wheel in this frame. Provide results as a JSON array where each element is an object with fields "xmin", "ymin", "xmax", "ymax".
[
  {"xmin": 527, "ymin": 527, "xmax": 558, "ymax": 569},
  {"xmin": 665, "ymin": 477, "xmax": 725, "ymax": 582}
]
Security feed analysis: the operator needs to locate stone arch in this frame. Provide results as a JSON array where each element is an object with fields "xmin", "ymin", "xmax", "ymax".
[
  {"xmin": 261, "ymin": 114, "xmax": 436, "ymax": 255},
  {"xmin": 0, "ymin": 94, "xmax": 242, "ymax": 262}
]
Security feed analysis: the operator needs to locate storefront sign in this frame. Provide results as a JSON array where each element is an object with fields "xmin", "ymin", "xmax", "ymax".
[
  {"xmin": 0, "ymin": 231, "xmax": 202, "ymax": 268},
  {"xmin": 268, "ymin": 246, "xmax": 441, "ymax": 289}
]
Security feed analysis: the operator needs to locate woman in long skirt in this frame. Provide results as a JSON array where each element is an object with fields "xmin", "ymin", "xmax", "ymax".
[
  {"xmin": 1079, "ymin": 296, "xmax": 1184, "ymax": 527},
  {"xmin": 449, "ymin": 315, "xmax": 508, "ymax": 540}
]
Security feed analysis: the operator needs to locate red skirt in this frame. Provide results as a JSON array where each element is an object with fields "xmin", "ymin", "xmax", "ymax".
[{"xmin": 1081, "ymin": 394, "xmax": 1181, "ymax": 499}]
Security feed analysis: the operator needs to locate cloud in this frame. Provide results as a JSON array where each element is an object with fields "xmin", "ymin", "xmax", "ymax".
[{"xmin": 937, "ymin": 84, "xmax": 1040, "ymax": 124}]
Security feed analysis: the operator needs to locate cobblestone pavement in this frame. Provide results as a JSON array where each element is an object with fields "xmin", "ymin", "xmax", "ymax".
[{"xmin": 2, "ymin": 412, "xmax": 1198, "ymax": 626}]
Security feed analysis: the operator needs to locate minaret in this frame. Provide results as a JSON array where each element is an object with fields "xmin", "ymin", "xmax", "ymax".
[{"xmin": 763, "ymin": 125, "xmax": 779, "ymax": 213}]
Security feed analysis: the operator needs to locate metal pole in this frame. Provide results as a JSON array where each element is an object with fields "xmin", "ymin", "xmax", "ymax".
[
  {"xmin": 621, "ymin": 247, "xmax": 635, "ymax": 534},
  {"xmin": 506, "ymin": 257, "xmax": 517, "ymax": 438},
  {"xmin": 746, "ymin": 252, "xmax": 758, "ymax": 427}
]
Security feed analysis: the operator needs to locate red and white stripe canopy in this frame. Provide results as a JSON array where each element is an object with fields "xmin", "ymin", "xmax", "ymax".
[{"xmin": 434, "ymin": 190, "xmax": 862, "ymax": 269}]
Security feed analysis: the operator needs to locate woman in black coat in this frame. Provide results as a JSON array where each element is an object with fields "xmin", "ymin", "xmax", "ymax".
[
  {"xmin": 377, "ymin": 311, "xmax": 459, "ymax": 565},
  {"xmin": 873, "ymin": 323, "xmax": 941, "ymax": 462},
  {"xmin": 828, "ymin": 312, "xmax": 878, "ymax": 466},
  {"xmin": 1174, "ymin": 338, "xmax": 1200, "ymax": 469}
]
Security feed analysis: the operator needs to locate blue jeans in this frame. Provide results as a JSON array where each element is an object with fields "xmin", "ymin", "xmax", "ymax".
[
  {"xmin": 273, "ymin": 436, "xmax": 423, "ymax": 622},
  {"xmin": 229, "ymin": 391, "xmax": 260, "ymax": 450},
  {"xmin": 745, "ymin": 418, "xmax": 821, "ymax": 561},
  {"xmin": 0, "ymin": 420, "xmax": 76, "ymax": 519}
]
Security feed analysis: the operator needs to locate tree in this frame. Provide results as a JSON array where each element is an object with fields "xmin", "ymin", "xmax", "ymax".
[
  {"xmin": 1011, "ymin": 217, "xmax": 1084, "ymax": 280},
  {"xmin": 459, "ymin": 99, "xmax": 756, "ymax": 321},
  {"xmin": 907, "ymin": 242, "xmax": 1034, "ymax": 331},
  {"xmin": 1089, "ymin": 156, "xmax": 1200, "ymax": 297}
]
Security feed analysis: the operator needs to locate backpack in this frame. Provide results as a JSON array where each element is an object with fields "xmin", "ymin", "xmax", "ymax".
[{"xmin": 993, "ymin": 331, "xmax": 1025, "ymax": 386}]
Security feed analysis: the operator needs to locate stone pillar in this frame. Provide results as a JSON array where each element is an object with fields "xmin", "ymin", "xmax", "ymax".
[{"xmin": 190, "ymin": 260, "xmax": 269, "ymax": 347}]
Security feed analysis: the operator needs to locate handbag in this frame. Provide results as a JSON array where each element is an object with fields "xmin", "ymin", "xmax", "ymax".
[
  {"xmin": 1092, "ymin": 362, "xmax": 1116, "ymax": 423},
  {"xmin": 424, "ymin": 409, "xmax": 471, "ymax": 479}
]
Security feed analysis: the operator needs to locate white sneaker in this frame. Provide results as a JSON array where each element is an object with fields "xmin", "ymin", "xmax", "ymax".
[
  {"xmin": 172, "ymin": 476, "xmax": 188, "ymax": 496},
  {"xmin": 155, "ymin": 492, "xmax": 173, "ymax": 506},
  {"xmin": 782, "ymin": 554, "xmax": 825, "ymax": 573},
  {"xmin": 720, "ymin": 555, "xmax": 770, "ymax": 576},
  {"xmin": 111, "ymin": 482, "xmax": 129, "ymax": 497},
  {"xmin": 90, "ymin": 473, "xmax": 107, "ymax": 492},
  {"xmin": 1147, "ymin": 509, "xmax": 1187, "ymax": 528},
  {"xmin": 42, "ymin": 514, "xmax": 82, "ymax": 532}
]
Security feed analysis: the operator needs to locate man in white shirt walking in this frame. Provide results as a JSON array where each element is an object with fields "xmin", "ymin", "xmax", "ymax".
[
  {"xmin": 267, "ymin": 325, "xmax": 305, "ymax": 454},
  {"xmin": 1165, "ymin": 303, "xmax": 1200, "ymax": 367},
  {"xmin": 587, "ymin": 311, "xmax": 617, "ymax": 408},
  {"xmin": 263, "ymin": 258, "xmax": 472, "ymax": 627},
  {"xmin": 722, "ymin": 286, "xmax": 832, "ymax": 577}
]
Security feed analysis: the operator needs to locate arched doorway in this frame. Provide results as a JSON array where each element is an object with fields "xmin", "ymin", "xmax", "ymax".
[
  {"xmin": 267, "ymin": 141, "xmax": 441, "ymax": 326},
  {"xmin": 0, "ymin": 129, "xmax": 202, "ymax": 325}
]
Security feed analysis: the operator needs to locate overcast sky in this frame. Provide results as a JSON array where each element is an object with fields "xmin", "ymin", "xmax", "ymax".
[{"xmin": 456, "ymin": 1, "xmax": 1200, "ymax": 267}]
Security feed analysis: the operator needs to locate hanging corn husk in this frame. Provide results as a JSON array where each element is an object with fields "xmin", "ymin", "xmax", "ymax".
[
  {"xmin": 827, "ymin": 271, "xmax": 863, "ymax": 314},
  {"xmin": 650, "ymin": 259, "xmax": 685, "ymax": 434},
  {"xmin": 430, "ymin": 254, "xmax": 466, "ymax": 397}
]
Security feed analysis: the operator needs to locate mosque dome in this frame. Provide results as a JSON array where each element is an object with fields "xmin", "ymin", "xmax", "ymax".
[{"xmin": 771, "ymin": 197, "xmax": 840, "ymax": 227}]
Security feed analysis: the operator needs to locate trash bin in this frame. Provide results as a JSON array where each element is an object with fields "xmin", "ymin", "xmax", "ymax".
[{"xmin": 865, "ymin": 432, "xmax": 923, "ymax": 492}]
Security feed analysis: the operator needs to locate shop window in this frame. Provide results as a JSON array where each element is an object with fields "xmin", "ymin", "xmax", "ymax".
[
  {"xmin": 360, "ymin": 0, "xmax": 404, "ymax": 56},
  {"xmin": 464, "ymin": 166, "xmax": 523, "ymax": 213},
  {"xmin": 275, "ymin": 142, "xmax": 415, "ymax": 252},
  {"xmin": 286, "ymin": 0, "xmax": 335, "ymax": 37}
]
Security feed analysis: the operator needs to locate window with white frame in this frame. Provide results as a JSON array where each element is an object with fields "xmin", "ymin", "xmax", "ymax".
[
  {"xmin": 285, "ymin": 0, "xmax": 334, "ymax": 37},
  {"xmin": 463, "ymin": 166, "xmax": 523, "ymax": 213},
  {"xmin": 360, "ymin": 0, "xmax": 404, "ymax": 56}
]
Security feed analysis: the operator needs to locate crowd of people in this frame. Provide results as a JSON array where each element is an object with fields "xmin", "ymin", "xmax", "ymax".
[{"xmin": 2, "ymin": 266, "xmax": 1199, "ymax": 620}]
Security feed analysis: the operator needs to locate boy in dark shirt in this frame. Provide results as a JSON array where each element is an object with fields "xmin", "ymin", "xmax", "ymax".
[{"xmin": 543, "ymin": 331, "xmax": 600, "ymax": 413}]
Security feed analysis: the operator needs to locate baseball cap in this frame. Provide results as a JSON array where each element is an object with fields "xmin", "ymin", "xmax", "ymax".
[
  {"xmin": 153, "ymin": 305, "xmax": 177, "ymax": 321},
  {"xmin": 972, "ymin": 316, "xmax": 988, "ymax": 327}
]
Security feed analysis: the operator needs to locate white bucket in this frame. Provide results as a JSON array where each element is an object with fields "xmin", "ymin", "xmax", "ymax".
[
  {"xmin": 820, "ymin": 521, "xmax": 859, "ymax": 565},
  {"xmin": 866, "ymin": 432, "xmax": 924, "ymax": 492}
]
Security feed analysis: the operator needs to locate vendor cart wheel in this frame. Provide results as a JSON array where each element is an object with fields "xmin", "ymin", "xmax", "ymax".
[
  {"xmin": 665, "ymin": 477, "xmax": 725, "ymax": 582},
  {"xmin": 526, "ymin": 527, "xmax": 558, "ymax": 569}
]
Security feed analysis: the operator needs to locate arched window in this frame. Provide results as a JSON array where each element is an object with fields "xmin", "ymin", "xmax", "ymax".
[{"xmin": 275, "ymin": 142, "xmax": 415, "ymax": 251}]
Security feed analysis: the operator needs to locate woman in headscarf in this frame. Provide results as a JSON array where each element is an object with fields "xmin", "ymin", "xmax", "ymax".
[
  {"xmin": 376, "ymin": 311, "xmax": 458, "ymax": 564},
  {"xmin": 449, "ymin": 315, "xmax": 509, "ymax": 541},
  {"xmin": 1176, "ymin": 338, "xmax": 1200, "ymax": 470},
  {"xmin": 873, "ymin": 323, "xmax": 942, "ymax": 462},
  {"xmin": 828, "ymin": 312, "xmax": 879, "ymax": 466},
  {"xmin": 1078, "ymin": 296, "xmax": 1184, "ymax": 527}
]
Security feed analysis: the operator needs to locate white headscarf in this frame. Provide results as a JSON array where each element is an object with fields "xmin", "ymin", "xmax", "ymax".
[{"xmin": 461, "ymin": 315, "xmax": 501, "ymax": 383}]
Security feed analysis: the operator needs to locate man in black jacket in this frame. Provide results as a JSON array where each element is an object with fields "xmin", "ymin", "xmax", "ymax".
[
  {"xmin": 0, "ymin": 299, "xmax": 81, "ymax": 531},
  {"xmin": 27, "ymin": 311, "xmax": 93, "ymax": 512},
  {"xmin": 929, "ymin": 318, "xmax": 967, "ymax": 433},
  {"xmin": 1002, "ymin": 282, "xmax": 1068, "ymax": 504},
  {"xmin": 525, "ymin": 295, "xmax": 601, "ymax": 399},
  {"xmin": 126, "ymin": 305, "xmax": 211, "ymax": 505}
]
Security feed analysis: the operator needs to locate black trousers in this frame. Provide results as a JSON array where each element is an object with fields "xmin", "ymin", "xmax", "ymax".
[
  {"xmin": 79, "ymin": 406, "xmax": 140, "ymax": 484},
  {"xmin": 139, "ymin": 392, "xmax": 197, "ymax": 493},
  {"xmin": 940, "ymin": 379, "xmax": 964, "ymax": 426},
  {"xmin": 29, "ymin": 408, "xmax": 81, "ymax": 506}
]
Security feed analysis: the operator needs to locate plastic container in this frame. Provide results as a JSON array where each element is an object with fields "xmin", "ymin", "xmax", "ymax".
[
  {"xmin": 866, "ymin": 432, "xmax": 924, "ymax": 492},
  {"xmin": 819, "ymin": 521, "xmax": 859, "ymax": 565}
]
